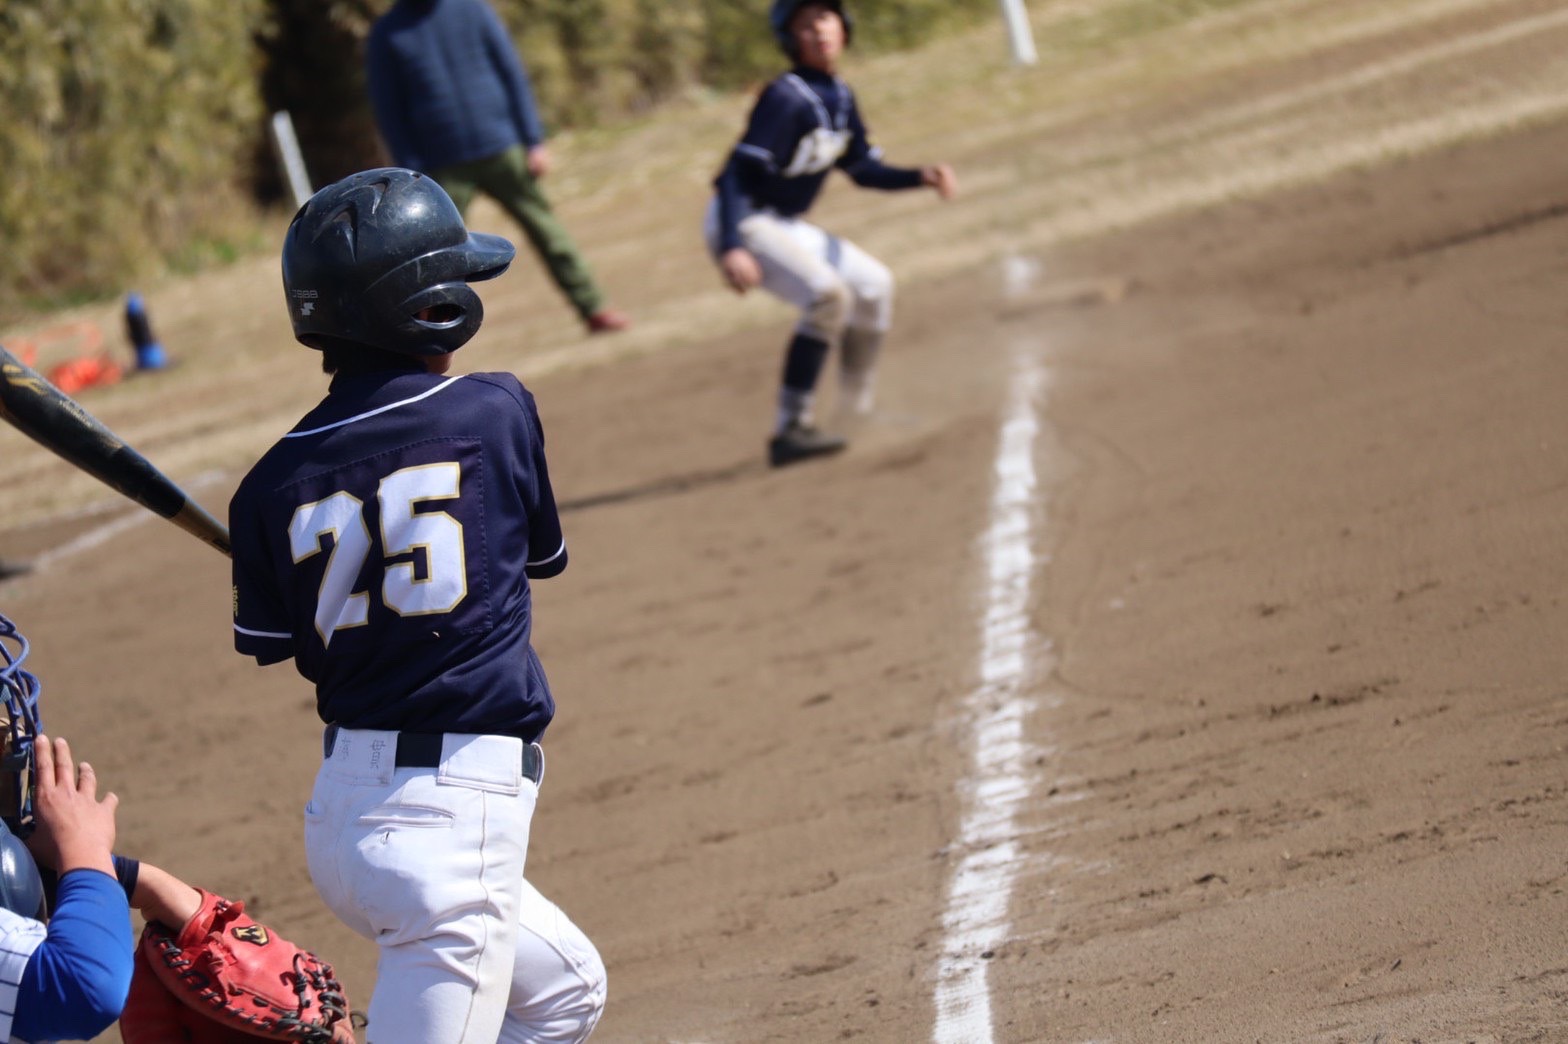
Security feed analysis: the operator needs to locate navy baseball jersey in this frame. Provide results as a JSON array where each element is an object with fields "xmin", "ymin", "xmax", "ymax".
[
  {"xmin": 230, "ymin": 370, "xmax": 567, "ymax": 741},
  {"xmin": 713, "ymin": 66, "xmax": 923, "ymax": 251}
]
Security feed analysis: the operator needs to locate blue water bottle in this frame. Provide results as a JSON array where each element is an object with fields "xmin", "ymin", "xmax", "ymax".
[{"xmin": 125, "ymin": 292, "xmax": 167, "ymax": 370}]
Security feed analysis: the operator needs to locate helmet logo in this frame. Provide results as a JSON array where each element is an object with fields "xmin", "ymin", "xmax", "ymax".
[{"xmin": 300, "ymin": 301, "xmax": 315, "ymax": 316}]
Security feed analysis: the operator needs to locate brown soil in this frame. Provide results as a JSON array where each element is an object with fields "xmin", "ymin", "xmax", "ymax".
[{"xmin": 4, "ymin": 2, "xmax": 1568, "ymax": 1041}]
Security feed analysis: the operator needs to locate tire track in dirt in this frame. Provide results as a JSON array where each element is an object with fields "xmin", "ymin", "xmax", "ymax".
[{"xmin": 888, "ymin": 0, "xmax": 1568, "ymax": 281}]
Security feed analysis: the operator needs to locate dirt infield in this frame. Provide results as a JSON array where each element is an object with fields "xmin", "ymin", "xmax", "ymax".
[{"xmin": 4, "ymin": 1, "xmax": 1568, "ymax": 1041}]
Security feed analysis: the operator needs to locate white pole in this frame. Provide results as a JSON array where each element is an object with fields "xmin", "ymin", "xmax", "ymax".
[
  {"xmin": 998, "ymin": 0, "xmax": 1038, "ymax": 66},
  {"xmin": 269, "ymin": 111, "xmax": 313, "ymax": 208}
]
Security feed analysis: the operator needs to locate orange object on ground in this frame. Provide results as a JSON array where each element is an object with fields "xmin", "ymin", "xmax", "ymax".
[{"xmin": 47, "ymin": 354, "xmax": 123, "ymax": 395}]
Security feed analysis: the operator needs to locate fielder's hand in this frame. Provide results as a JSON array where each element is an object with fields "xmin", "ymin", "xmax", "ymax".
[
  {"xmin": 922, "ymin": 164, "xmax": 959, "ymax": 200},
  {"xmin": 720, "ymin": 248, "xmax": 763, "ymax": 294}
]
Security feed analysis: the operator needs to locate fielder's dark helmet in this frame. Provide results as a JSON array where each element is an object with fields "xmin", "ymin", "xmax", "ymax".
[
  {"xmin": 282, "ymin": 168, "xmax": 516, "ymax": 357},
  {"xmin": 770, "ymin": 0, "xmax": 854, "ymax": 58}
]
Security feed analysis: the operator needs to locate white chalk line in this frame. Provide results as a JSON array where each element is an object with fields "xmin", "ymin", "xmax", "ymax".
[
  {"xmin": 932, "ymin": 254, "xmax": 1051, "ymax": 1044},
  {"xmin": 29, "ymin": 469, "xmax": 229, "ymax": 570}
]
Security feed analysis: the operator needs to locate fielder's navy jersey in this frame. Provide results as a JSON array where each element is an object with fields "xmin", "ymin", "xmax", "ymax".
[
  {"xmin": 230, "ymin": 370, "xmax": 567, "ymax": 741},
  {"xmin": 713, "ymin": 66, "xmax": 922, "ymax": 251}
]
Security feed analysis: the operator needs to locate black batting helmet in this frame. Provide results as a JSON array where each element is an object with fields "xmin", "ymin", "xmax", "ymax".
[
  {"xmin": 770, "ymin": 0, "xmax": 854, "ymax": 58},
  {"xmin": 282, "ymin": 168, "xmax": 516, "ymax": 357}
]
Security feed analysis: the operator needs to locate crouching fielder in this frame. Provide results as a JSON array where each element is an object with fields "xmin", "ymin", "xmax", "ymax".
[{"xmin": 705, "ymin": 0, "xmax": 958, "ymax": 467}]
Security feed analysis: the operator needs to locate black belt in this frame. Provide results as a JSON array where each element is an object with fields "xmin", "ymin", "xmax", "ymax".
[{"xmin": 323, "ymin": 725, "xmax": 543, "ymax": 784}]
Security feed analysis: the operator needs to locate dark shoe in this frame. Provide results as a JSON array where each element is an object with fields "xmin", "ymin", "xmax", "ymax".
[
  {"xmin": 768, "ymin": 423, "xmax": 847, "ymax": 468},
  {"xmin": 586, "ymin": 308, "xmax": 630, "ymax": 334}
]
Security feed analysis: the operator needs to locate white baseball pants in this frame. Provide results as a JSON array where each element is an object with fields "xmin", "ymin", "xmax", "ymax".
[
  {"xmin": 305, "ymin": 729, "xmax": 606, "ymax": 1043},
  {"xmin": 703, "ymin": 200, "xmax": 895, "ymax": 340}
]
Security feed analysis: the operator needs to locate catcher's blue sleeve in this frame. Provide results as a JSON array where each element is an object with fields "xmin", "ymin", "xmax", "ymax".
[{"xmin": 13, "ymin": 870, "xmax": 133, "ymax": 1042}]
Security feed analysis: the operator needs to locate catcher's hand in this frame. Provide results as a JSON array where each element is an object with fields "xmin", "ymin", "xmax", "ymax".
[{"xmin": 126, "ymin": 889, "xmax": 356, "ymax": 1043}]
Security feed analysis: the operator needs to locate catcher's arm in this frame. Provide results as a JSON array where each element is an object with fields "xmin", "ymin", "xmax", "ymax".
[
  {"xmin": 130, "ymin": 862, "xmax": 202, "ymax": 932},
  {"xmin": 10, "ymin": 733, "xmax": 135, "ymax": 1043}
]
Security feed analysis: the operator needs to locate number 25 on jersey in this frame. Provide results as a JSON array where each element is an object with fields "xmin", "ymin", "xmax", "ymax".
[{"xmin": 289, "ymin": 462, "xmax": 468, "ymax": 645}]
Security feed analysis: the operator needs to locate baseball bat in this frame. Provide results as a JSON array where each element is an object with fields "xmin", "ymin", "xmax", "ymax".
[{"xmin": 0, "ymin": 343, "xmax": 231, "ymax": 558}]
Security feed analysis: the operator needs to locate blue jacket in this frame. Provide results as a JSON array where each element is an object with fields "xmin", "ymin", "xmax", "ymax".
[
  {"xmin": 0, "ymin": 871, "xmax": 133, "ymax": 1043},
  {"xmin": 366, "ymin": 0, "xmax": 547, "ymax": 172}
]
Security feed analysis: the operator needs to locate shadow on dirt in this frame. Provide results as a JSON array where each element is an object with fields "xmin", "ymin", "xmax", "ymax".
[
  {"xmin": 559, "ymin": 458, "xmax": 765, "ymax": 513},
  {"xmin": 1393, "ymin": 200, "xmax": 1568, "ymax": 259}
]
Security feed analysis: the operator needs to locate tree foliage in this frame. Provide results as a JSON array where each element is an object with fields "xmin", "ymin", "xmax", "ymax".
[{"xmin": 0, "ymin": 0, "xmax": 264, "ymax": 314}]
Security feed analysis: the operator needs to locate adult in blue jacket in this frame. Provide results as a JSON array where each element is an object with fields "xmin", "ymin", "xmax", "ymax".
[{"xmin": 366, "ymin": 0, "xmax": 630, "ymax": 334}]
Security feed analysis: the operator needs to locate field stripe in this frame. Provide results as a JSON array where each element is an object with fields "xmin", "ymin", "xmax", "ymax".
[
  {"xmin": 933, "ymin": 260, "xmax": 1049, "ymax": 1043},
  {"xmin": 30, "ymin": 470, "xmax": 228, "ymax": 570}
]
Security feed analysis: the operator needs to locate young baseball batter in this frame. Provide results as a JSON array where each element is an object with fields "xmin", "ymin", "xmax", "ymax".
[
  {"xmin": 706, "ymin": 0, "xmax": 958, "ymax": 467},
  {"xmin": 229, "ymin": 168, "xmax": 606, "ymax": 1043}
]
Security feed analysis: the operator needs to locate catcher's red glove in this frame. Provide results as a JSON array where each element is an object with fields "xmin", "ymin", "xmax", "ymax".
[
  {"xmin": 121, "ymin": 943, "xmax": 279, "ymax": 1043},
  {"xmin": 122, "ymin": 889, "xmax": 356, "ymax": 1043}
]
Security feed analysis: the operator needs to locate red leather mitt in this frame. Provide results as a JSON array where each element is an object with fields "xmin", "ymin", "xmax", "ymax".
[
  {"xmin": 121, "ymin": 943, "xmax": 278, "ymax": 1043},
  {"xmin": 123, "ymin": 889, "xmax": 355, "ymax": 1043}
]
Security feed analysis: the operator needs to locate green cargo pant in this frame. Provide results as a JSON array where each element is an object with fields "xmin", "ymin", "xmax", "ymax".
[{"xmin": 431, "ymin": 146, "xmax": 605, "ymax": 321}]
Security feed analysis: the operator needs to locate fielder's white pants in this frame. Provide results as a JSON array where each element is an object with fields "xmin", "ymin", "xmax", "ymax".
[
  {"xmin": 305, "ymin": 729, "xmax": 606, "ymax": 1043},
  {"xmin": 703, "ymin": 200, "xmax": 895, "ymax": 339}
]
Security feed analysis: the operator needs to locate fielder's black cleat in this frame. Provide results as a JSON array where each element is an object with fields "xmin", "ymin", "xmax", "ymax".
[{"xmin": 768, "ymin": 423, "xmax": 847, "ymax": 468}]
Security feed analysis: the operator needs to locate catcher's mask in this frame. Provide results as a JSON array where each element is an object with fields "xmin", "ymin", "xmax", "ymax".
[
  {"xmin": 0, "ymin": 819, "xmax": 43, "ymax": 920},
  {"xmin": 282, "ymin": 167, "xmax": 516, "ymax": 358},
  {"xmin": 0, "ymin": 612, "xmax": 41, "ymax": 839},
  {"xmin": 770, "ymin": 0, "xmax": 854, "ymax": 58}
]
